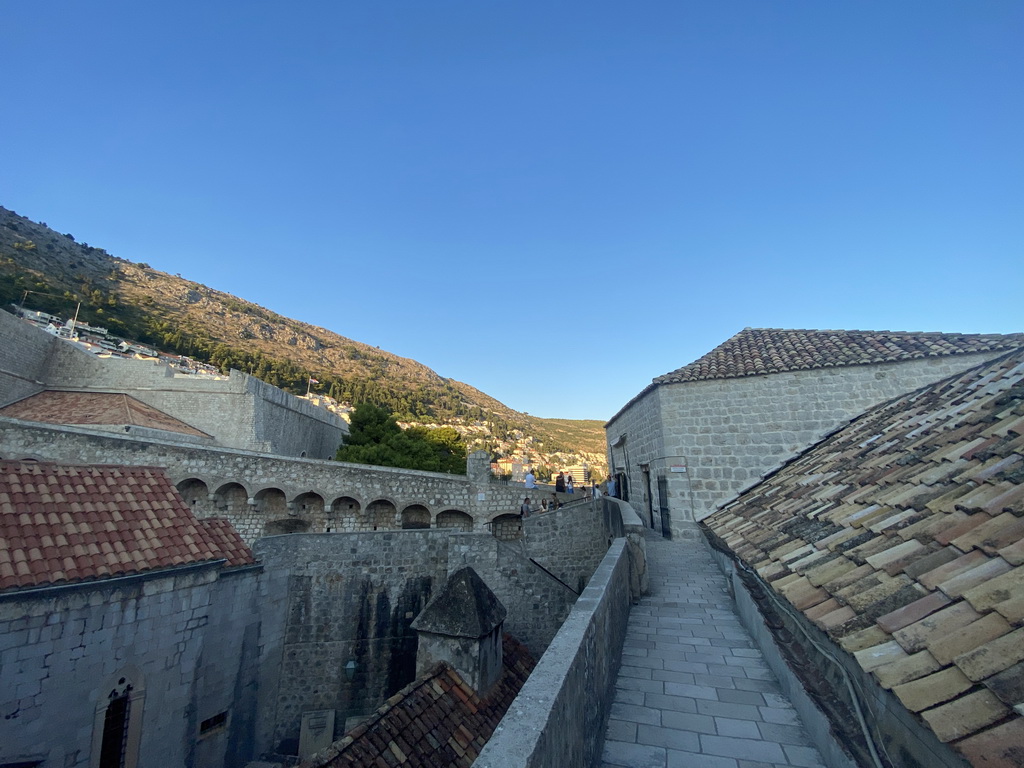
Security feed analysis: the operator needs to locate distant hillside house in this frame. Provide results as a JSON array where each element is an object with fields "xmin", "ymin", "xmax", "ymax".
[{"xmin": 606, "ymin": 328, "xmax": 1024, "ymax": 537}]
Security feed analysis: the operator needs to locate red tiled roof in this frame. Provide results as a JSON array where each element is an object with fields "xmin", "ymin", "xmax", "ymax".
[
  {"xmin": 198, "ymin": 518, "xmax": 257, "ymax": 567},
  {"xmin": 656, "ymin": 328, "xmax": 1024, "ymax": 384},
  {"xmin": 0, "ymin": 391, "xmax": 211, "ymax": 438},
  {"xmin": 703, "ymin": 348, "xmax": 1024, "ymax": 765},
  {"xmin": 300, "ymin": 634, "xmax": 536, "ymax": 768},
  {"xmin": 0, "ymin": 461, "xmax": 240, "ymax": 591}
]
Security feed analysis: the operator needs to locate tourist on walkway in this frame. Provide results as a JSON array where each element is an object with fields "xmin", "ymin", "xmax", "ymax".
[
  {"xmin": 524, "ymin": 469, "xmax": 537, "ymax": 489},
  {"xmin": 555, "ymin": 472, "xmax": 566, "ymax": 493},
  {"xmin": 520, "ymin": 497, "xmax": 531, "ymax": 518},
  {"xmin": 549, "ymin": 493, "xmax": 560, "ymax": 511},
  {"xmin": 566, "ymin": 475, "xmax": 574, "ymax": 494},
  {"xmin": 606, "ymin": 474, "xmax": 617, "ymax": 498},
  {"xmin": 592, "ymin": 482, "xmax": 601, "ymax": 499}
]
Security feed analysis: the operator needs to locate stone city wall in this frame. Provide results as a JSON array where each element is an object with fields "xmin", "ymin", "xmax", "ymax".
[
  {"xmin": 0, "ymin": 419, "xmax": 535, "ymax": 544},
  {"xmin": 607, "ymin": 353, "xmax": 1011, "ymax": 535},
  {"xmin": 0, "ymin": 564, "xmax": 262, "ymax": 768},
  {"xmin": 0, "ymin": 308, "xmax": 55, "ymax": 407},
  {"xmin": 252, "ymin": 520, "xmax": 599, "ymax": 757},
  {"xmin": 523, "ymin": 499, "xmax": 614, "ymax": 594},
  {"xmin": 0, "ymin": 309, "xmax": 346, "ymax": 458}
]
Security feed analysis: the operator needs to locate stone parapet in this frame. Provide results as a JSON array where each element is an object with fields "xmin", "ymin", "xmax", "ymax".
[{"xmin": 472, "ymin": 530, "xmax": 641, "ymax": 768}]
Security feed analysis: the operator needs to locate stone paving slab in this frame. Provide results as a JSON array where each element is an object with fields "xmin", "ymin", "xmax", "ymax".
[{"xmin": 600, "ymin": 530, "xmax": 828, "ymax": 768}]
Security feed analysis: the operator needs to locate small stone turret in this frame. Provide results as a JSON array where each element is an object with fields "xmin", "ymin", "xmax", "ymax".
[
  {"xmin": 466, "ymin": 449, "xmax": 492, "ymax": 483},
  {"xmin": 410, "ymin": 566, "xmax": 506, "ymax": 696}
]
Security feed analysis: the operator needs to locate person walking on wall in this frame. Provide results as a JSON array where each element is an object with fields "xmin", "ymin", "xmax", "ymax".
[
  {"xmin": 566, "ymin": 475, "xmax": 574, "ymax": 494},
  {"xmin": 524, "ymin": 469, "xmax": 537, "ymax": 490},
  {"xmin": 607, "ymin": 473, "xmax": 617, "ymax": 499},
  {"xmin": 520, "ymin": 497, "xmax": 531, "ymax": 518},
  {"xmin": 592, "ymin": 482, "xmax": 602, "ymax": 499},
  {"xmin": 549, "ymin": 493, "xmax": 560, "ymax": 511},
  {"xmin": 555, "ymin": 472, "xmax": 566, "ymax": 493}
]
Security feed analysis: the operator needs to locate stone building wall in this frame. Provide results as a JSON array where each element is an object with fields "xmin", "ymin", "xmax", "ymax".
[
  {"xmin": 0, "ymin": 564, "xmax": 262, "ymax": 768},
  {"xmin": 193, "ymin": 566, "xmax": 264, "ymax": 768},
  {"xmin": 608, "ymin": 353, "xmax": 1012, "ymax": 535}
]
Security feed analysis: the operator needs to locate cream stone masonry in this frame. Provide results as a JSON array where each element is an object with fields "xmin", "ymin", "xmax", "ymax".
[
  {"xmin": 0, "ymin": 308, "xmax": 345, "ymax": 458},
  {"xmin": 608, "ymin": 344, "xmax": 1020, "ymax": 537}
]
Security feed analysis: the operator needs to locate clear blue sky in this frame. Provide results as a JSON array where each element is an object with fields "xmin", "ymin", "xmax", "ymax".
[{"xmin": 3, "ymin": 2, "xmax": 1022, "ymax": 421}]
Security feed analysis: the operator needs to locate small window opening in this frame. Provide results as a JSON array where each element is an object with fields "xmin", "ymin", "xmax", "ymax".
[
  {"xmin": 200, "ymin": 711, "xmax": 229, "ymax": 735},
  {"xmin": 99, "ymin": 682, "xmax": 132, "ymax": 768}
]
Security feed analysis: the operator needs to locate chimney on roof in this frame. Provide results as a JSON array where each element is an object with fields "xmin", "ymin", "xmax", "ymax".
[{"xmin": 411, "ymin": 566, "xmax": 506, "ymax": 696}]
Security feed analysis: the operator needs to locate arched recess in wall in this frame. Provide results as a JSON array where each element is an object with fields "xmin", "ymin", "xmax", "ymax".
[
  {"xmin": 264, "ymin": 517, "xmax": 311, "ymax": 535},
  {"xmin": 489, "ymin": 513, "xmax": 523, "ymax": 541},
  {"xmin": 90, "ymin": 666, "xmax": 145, "ymax": 768},
  {"xmin": 254, "ymin": 487, "xmax": 288, "ymax": 518},
  {"xmin": 400, "ymin": 504, "xmax": 431, "ymax": 529},
  {"xmin": 212, "ymin": 482, "xmax": 249, "ymax": 517},
  {"xmin": 176, "ymin": 478, "xmax": 210, "ymax": 517},
  {"xmin": 366, "ymin": 499, "xmax": 397, "ymax": 531},
  {"xmin": 293, "ymin": 491, "xmax": 325, "ymax": 520},
  {"xmin": 435, "ymin": 509, "xmax": 472, "ymax": 531},
  {"xmin": 328, "ymin": 496, "xmax": 361, "ymax": 531}
]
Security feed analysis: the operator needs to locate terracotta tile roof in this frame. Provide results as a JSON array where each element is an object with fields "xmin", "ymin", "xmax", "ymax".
[
  {"xmin": 198, "ymin": 518, "xmax": 257, "ymax": 567},
  {"xmin": 300, "ymin": 634, "xmax": 536, "ymax": 768},
  {"xmin": 0, "ymin": 390, "xmax": 211, "ymax": 438},
  {"xmin": 655, "ymin": 328, "xmax": 1024, "ymax": 384},
  {"xmin": 0, "ymin": 461, "xmax": 249, "ymax": 591},
  {"xmin": 703, "ymin": 348, "xmax": 1024, "ymax": 765}
]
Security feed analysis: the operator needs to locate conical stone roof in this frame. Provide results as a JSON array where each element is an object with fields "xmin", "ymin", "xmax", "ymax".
[{"xmin": 411, "ymin": 566, "xmax": 506, "ymax": 639}]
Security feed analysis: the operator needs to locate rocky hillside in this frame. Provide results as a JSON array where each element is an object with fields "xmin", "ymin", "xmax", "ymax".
[{"xmin": 0, "ymin": 206, "xmax": 607, "ymax": 463}]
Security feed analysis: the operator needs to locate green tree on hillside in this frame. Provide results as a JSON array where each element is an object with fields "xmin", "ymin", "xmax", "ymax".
[{"xmin": 335, "ymin": 404, "xmax": 467, "ymax": 474}]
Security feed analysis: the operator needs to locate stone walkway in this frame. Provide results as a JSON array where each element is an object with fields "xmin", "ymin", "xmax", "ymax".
[{"xmin": 599, "ymin": 529, "xmax": 827, "ymax": 768}]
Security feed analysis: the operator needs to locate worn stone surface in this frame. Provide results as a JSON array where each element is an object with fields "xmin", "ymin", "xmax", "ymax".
[{"xmin": 596, "ymin": 530, "xmax": 826, "ymax": 768}]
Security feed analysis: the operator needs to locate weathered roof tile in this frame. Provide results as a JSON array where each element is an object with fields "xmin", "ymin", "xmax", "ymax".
[
  {"xmin": 655, "ymin": 329, "xmax": 1024, "ymax": 385},
  {"xmin": 0, "ymin": 460, "xmax": 252, "ymax": 590},
  {"xmin": 703, "ymin": 347, "xmax": 1024, "ymax": 763}
]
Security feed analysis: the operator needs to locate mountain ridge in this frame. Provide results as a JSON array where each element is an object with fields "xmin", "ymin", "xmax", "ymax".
[{"xmin": 0, "ymin": 205, "xmax": 606, "ymax": 464}]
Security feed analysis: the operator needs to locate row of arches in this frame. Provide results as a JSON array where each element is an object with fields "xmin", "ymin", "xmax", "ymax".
[{"xmin": 174, "ymin": 477, "xmax": 476, "ymax": 537}]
